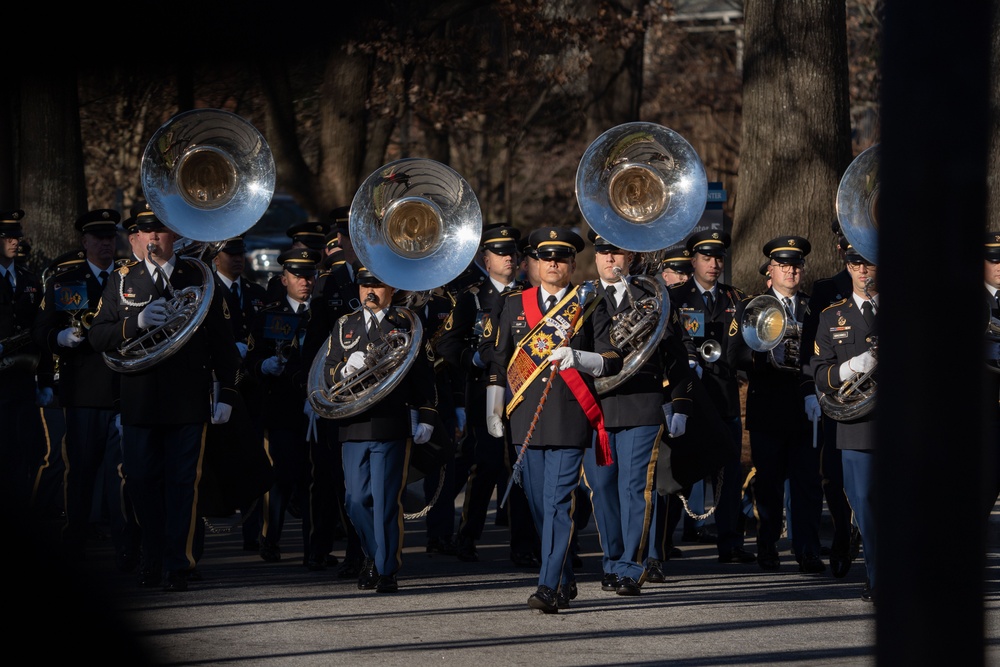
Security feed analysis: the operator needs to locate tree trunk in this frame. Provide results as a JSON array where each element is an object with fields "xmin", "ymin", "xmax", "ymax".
[
  {"xmin": 733, "ymin": 0, "xmax": 853, "ymax": 294},
  {"xmin": 19, "ymin": 72, "xmax": 87, "ymax": 270}
]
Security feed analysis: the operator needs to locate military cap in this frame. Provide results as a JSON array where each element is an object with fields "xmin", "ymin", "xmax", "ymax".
[
  {"xmin": 660, "ymin": 244, "xmax": 693, "ymax": 274},
  {"xmin": 986, "ymin": 231, "xmax": 1000, "ymax": 262},
  {"xmin": 843, "ymin": 240, "xmax": 868, "ymax": 265},
  {"xmin": 324, "ymin": 230, "xmax": 342, "ymax": 251},
  {"xmin": 219, "ymin": 236, "xmax": 246, "ymax": 255},
  {"xmin": 353, "ymin": 261, "xmax": 386, "ymax": 286},
  {"xmin": 587, "ymin": 229, "xmax": 619, "ymax": 253},
  {"xmin": 131, "ymin": 199, "xmax": 166, "ymax": 232},
  {"xmin": 278, "ymin": 247, "xmax": 321, "ymax": 276},
  {"xmin": 75, "ymin": 208, "xmax": 121, "ymax": 237},
  {"xmin": 0, "ymin": 209, "xmax": 25, "ymax": 238},
  {"xmin": 329, "ymin": 206, "xmax": 350, "ymax": 235},
  {"xmin": 482, "ymin": 224, "xmax": 520, "ymax": 255},
  {"xmin": 759, "ymin": 260, "xmax": 771, "ymax": 277},
  {"xmin": 528, "ymin": 227, "xmax": 585, "ymax": 260},
  {"xmin": 287, "ymin": 221, "xmax": 330, "ymax": 250},
  {"xmin": 517, "ymin": 236, "xmax": 537, "ymax": 260},
  {"xmin": 686, "ymin": 229, "xmax": 731, "ymax": 257},
  {"xmin": 762, "ymin": 235, "xmax": 811, "ymax": 266}
]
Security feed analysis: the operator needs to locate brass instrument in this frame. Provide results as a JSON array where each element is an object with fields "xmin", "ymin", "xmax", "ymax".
[
  {"xmin": 819, "ymin": 278, "xmax": 878, "ymax": 421},
  {"xmin": 103, "ymin": 109, "xmax": 275, "ymax": 373},
  {"xmin": 575, "ymin": 122, "xmax": 706, "ymax": 391},
  {"xmin": 698, "ymin": 339, "xmax": 722, "ymax": 363},
  {"xmin": 740, "ymin": 294, "xmax": 801, "ymax": 372},
  {"xmin": 0, "ymin": 329, "xmax": 37, "ymax": 373},
  {"xmin": 836, "ymin": 143, "xmax": 879, "ymax": 264},
  {"xmin": 594, "ymin": 268, "xmax": 670, "ymax": 395},
  {"xmin": 307, "ymin": 158, "xmax": 482, "ymax": 419}
]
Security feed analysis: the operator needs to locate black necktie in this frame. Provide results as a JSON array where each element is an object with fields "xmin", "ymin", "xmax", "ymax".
[
  {"xmin": 783, "ymin": 297, "xmax": 795, "ymax": 320},
  {"xmin": 608, "ymin": 285, "xmax": 618, "ymax": 308},
  {"xmin": 703, "ymin": 290, "xmax": 715, "ymax": 313},
  {"xmin": 230, "ymin": 281, "xmax": 240, "ymax": 304},
  {"xmin": 995, "ymin": 292, "xmax": 1000, "ymax": 311},
  {"xmin": 296, "ymin": 302, "xmax": 307, "ymax": 315},
  {"xmin": 1, "ymin": 270, "xmax": 12, "ymax": 298},
  {"xmin": 154, "ymin": 267, "xmax": 167, "ymax": 295},
  {"xmin": 545, "ymin": 295, "xmax": 557, "ymax": 312},
  {"xmin": 98, "ymin": 270, "xmax": 109, "ymax": 287},
  {"xmin": 862, "ymin": 301, "xmax": 875, "ymax": 328},
  {"xmin": 367, "ymin": 314, "xmax": 379, "ymax": 339}
]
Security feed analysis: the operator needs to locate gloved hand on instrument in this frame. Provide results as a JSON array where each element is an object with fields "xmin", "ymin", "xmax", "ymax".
[
  {"xmin": 486, "ymin": 384, "xmax": 505, "ymax": 438},
  {"xmin": 839, "ymin": 350, "xmax": 875, "ymax": 379},
  {"xmin": 409, "ymin": 408, "xmax": 434, "ymax": 445},
  {"xmin": 57, "ymin": 327, "xmax": 85, "ymax": 348},
  {"xmin": 688, "ymin": 358, "xmax": 703, "ymax": 379},
  {"xmin": 804, "ymin": 394, "xmax": 822, "ymax": 421},
  {"xmin": 211, "ymin": 401, "xmax": 233, "ymax": 424},
  {"xmin": 137, "ymin": 298, "xmax": 169, "ymax": 329},
  {"xmin": 547, "ymin": 346, "xmax": 605, "ymax": 376},
  {"xmin": 261, "ymin": 355, "xmax": 285, "ymax": 376},
  {"xmin": 36, "ymin": 386, "xmax": 54, "ymax": 407},
  {"xmin": 668, "ymin": 413, "xmax": 687, "ymax": 438},
  {"xmin": 235, "ymin": 341, "xmax": 248, "ymax": 359},
  {"xmin": 341, "ymin": 350, "xmax": 367, "ymax": 378}
]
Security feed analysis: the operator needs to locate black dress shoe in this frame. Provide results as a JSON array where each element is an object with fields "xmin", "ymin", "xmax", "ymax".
[
  {"xmin": 829, "ymin": 553, "xmax": 852, "ymax": 579},
  {"xmin": 511, "ymin": 551, "xmax": 536, "ymax": 567},
  {"xmin": 798, "ymin": 554, "xmax": 826, "ymax": 574},
  {"xmin": 527, "ymin": 585, "xmax": 559, "ymax": 613},
  {"xmin": 163, "ymin": 570, "xmax": 188, "ymax": 592},
  {"xmin": 186, "ymin": 567, "xmax": 203, "ymax": 581},
  {"xmin": 616, "ymin": 576, "xmax": 641, "ymax": 596},
  {"xmin": 556, "ymin": 582, "xmax": 576, "ymax": 609},
  {"xmin": 645, "ymin": 559, "xmax": 665, "ymax": 583},
  {"xmin": 718, "ymin": 547, "xmax": 757, "ymax": 564},
  {"xmin": 242, "ymin": 539, "xmax": 260, "ymax": 552},
  {"xmin": 456, "ymin": 537, "xmax": 479, "ymax": 562},
  {"xmin": 758, "ymin": 552, "xmax": 780, "ymax": 571},
  {"xmin": 861, "ymin": 582, "xmax": 875, "ymax": 603},
  {"xmin": 137, "ymin": 566, "xmax": 162, "ymax": 588},
  {"xmin": 337, "ymin": 557, "xmax": 363, "ymax": 579},
  {"xmin": 375, "ymin": 574, "xmax": 398, "ymax": 593},
  {"xmin": 305, "ymin": 553, "xmax": 327, "ymax": 571},
  {"xmin": 683, "ymin": 527, "xmax": 717, "ymax": 544},
  {"xmin": 259, "ymin": 542, "xmax": 281, "ymax": 563},
  {"xmin": 426, "ymin": 538, "xmax": 457, "ymax": 555},
  {"xmin": 325, "ymin": 553, "xmax": 340, "ymax": 566},
  {"xmin": 663, "ymin": 546, "xmax": 684, "ymax": 561},
  {"xmin": 357, "ymin": 559, "xmax": 379, "ymax": 590},
  {"xmin": 601, "ymin": 572, "xmax": 620, "ymax": 592}
]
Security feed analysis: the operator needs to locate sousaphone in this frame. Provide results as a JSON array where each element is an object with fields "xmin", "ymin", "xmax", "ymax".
[
  {"xmin": 575, "ymin": 122, "xmax": 708, "ymax": 393},
  {"xmin": 103, "ymin": 109, "xmax": 275, "ymax": 373}
]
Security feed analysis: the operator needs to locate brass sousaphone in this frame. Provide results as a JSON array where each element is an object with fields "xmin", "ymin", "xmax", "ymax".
[
  {"xmin": 103, "ymin": 109, "xmax": 275, "ymax": 373},
  {"xmin": 307, "ymin": 158, "xmax": 483, "ymax": 419},
  {"xmin": 575, "ymin": 122, "xmax": 708, "ymax": 394},
  {"xmin": 819, "ymin": 143, "xmax": 879, "ymax": 420}
]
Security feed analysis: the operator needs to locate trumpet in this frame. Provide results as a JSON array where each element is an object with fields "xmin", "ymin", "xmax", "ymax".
[
  {"xmin": 699, "ymin": 339, "xmax": 722, "ymax": 363},
  {"xmin": 70, "ymin": 310, "xmax": 97, "ymax": 337}
]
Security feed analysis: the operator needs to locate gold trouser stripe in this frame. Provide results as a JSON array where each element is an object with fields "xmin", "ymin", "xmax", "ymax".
[
  {"xmin": 392, "ymin": 440, "xmax": 413, "ymax": 571},
  {"xmin": 183, "ymin": 423, "xmax": 209, "ymax": 571},
  {"xmin": 30, "ymin": 406, "xmax": 55, "ymax": 506}
]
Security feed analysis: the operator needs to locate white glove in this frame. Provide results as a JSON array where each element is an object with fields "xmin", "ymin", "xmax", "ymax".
[
  {"xmin": 840, "ymin": 350, "xmax": 875, "ymax": 379},
  {"xmin": 342, "ymin": 350, "xmax": 367, "ymax": 378},
  {"xmin": 56, "ymin": 327, "xmax": 85, "ymax": 348},
  {"xmin": 662, "ymin": 402, "xmax": 674, "ymax": 424},
  {"xmin": 114, "ymin": 413, "xmax": 123, "ymax": 440},
  {"xmin": 36, "ymin": 386, "xmax": 54, "ymax": 407},
  {"xmin": 804, "ymin": 394, "xmax": 822, "ymax": 421},
  {"xmin": 689, "ymin": 358, "xmax": 703, "ymax": 379},
  {"xmin": 486, "ymin": 384, "xmax": 505, "ymax": 438},
  {"xmin": 668, "ymin": 413, "xmax": 688, "ymax": 438},
  {"xmin": 455, "ymin": 406, "xmax": 467, "ymax": 433},
  {"xmin": 547, "ymin": 347, "xmax": 605, "ymax": 376},
  {"xmin": 211, "ymin": 401, "xmax": 233, "ymax": 424},
  {"xmin": 235, "ymin": 341, "xmax": 248, "ymax": 359},
  {"xmin": 261, "ymin": 356, "xmax": 285, "ymax": 376},
  {"xmin": 137, "ymin": 297, "xmax": 169, "ymax": 329},
  {"xmin": 414, "ymin": 423, "xmax": 434, "ymax": 445}
]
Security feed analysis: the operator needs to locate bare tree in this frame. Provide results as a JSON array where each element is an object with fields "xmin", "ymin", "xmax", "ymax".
[{"xmin": 732, "ymin": 0, "xmax": 854, "ymax": 294}]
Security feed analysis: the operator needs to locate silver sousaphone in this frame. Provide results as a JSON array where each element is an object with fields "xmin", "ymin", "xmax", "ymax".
[
  {"xmin": 103, "ymin": 109, "xmax": 275, "ymax": 373},
  {"xmin": 307, "ymin": 158, "xmax": 483, "ymax": 419},
  {"xmin": 575, "ymin": 122, "xmax": 708, "ymax": 394}
]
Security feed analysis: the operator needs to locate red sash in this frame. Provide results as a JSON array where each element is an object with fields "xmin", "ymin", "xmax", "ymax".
[{"xmin": 518, "ymin": 287, "xmax": 612, "ymax": 466}]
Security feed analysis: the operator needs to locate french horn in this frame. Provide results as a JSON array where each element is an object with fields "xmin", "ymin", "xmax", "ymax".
[
  {"xmin": 307, "ymin": 158, "xmax": 482, "ymax": 419},
  {"xmin": 103, "ymin": 109, "xmax": 275, "ymax": 373},
  {"xmin": 740, "ymin": 294, "xmax": 802, "ymax": 372},
  {"xmin": 576, "ymin": 122, "xmax": 707, "ymax": 393}
]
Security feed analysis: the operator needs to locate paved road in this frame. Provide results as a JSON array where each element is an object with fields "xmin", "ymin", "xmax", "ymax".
[{"xmin": 20, "ymin": 488, "xmax": 1000, "ymax": 666}]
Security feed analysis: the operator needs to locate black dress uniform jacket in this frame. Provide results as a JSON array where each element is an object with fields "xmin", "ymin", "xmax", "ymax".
[
  {"xmin": 728, "ymin": 288, "xmax": 814, "ymax": 432},
  {"xmin": 809, "ymin": 296, "xmax": 877, "ymax": 450},
  {"xmin": 595, "ymin": 278, "xmax": 695, "ymax": 426},
  {"xmin": 323, "ymin": 304, "xmax": 437, "ymax": 442},
  {"xmin": 219, "ymin": 273, "xmax": 268, "ymax": 347},
  {"xmin": 0, "ymin": 263, "xmax": 44, "ymax": 399},
  {"xmin": 800, "ymin": 268, "xmax": 853, "ymax": 380},
  {"xmin": 88, "ymin": 258, "xmax": 241, "ymax": 425},
  {"xmin": 303, "ymin": 259, "xmax": 358, "ymax": 365},
  {"xmin": 245, "ymin": 300, "xmax": 312, "ymax": 428},
  {"xmin": 33, "ymin": 263, "xmax": 118, "ymax": 408},
  {"xmin": 668, "ymin": 280, "xmax": 746, "ymax": 420},
  {"xmin": 487, "ymin": 285, "xmax": 623, "ymax": 449}
]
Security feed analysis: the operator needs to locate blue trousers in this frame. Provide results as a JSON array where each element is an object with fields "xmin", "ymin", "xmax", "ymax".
[
  {"xmin": 521, "ymin": 447, "xmax": 583, "ymax": 591},
  {"xmin": 342, "ymin": 439, "xmax": 409, "ymax": 577},
  {"xmin": 583, "ymin": 424, "xmax": 659, "ymax": 581},
  {"xmin": 841, "ymin": 449, "xmax": 876, "ymax": 588}
]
